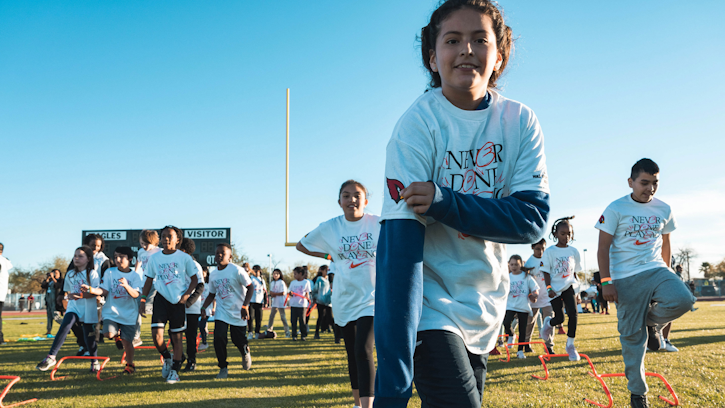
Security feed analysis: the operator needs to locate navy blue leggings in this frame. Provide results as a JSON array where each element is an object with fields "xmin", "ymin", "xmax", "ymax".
[{"xmin": 48, "ymin": 312, "xmax": 97, "ymax": 359}]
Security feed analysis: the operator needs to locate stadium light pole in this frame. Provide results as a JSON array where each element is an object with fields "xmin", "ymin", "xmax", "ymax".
[{"xmin": 583, "ymin": 249, "xmax": 588, "ymax": 274}]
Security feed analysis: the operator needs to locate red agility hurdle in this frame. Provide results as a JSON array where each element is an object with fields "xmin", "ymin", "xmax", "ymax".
[
  {"xmin": 591, "ymin": 372, "xmax": 679, "ymax": 407},
  {"xmin": 533, "ymin": 353, "xmax": 613, "ymax": 408},
  {"xmin": 50, "ymin": 356, "xmax": 116, "ymax": 381},
  {"xmin": 0, "ymin": 376, "xmax": 37, "ymax": 408}
]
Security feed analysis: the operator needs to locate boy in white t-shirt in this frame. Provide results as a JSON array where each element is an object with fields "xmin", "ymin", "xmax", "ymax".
[
  {"xmin": 200, "ymin": 243, "xmax": 253, "ymax": 379},
  {"xmin": 596, "ymin": 158, "xmax": 695, "ymax": 408},
  {"xmin": 82, "ymin": 246, "xmax": 143, "ymax": 374},
  {"xmin": 139, "ymin": 226, "xmax": 199, "ymax": 384},
  {"xmin": 503, "ymin": 255, "xmax": 539, "ymax": 359}
]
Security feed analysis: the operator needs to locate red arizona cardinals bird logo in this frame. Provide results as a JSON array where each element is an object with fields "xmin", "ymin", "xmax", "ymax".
[{"xmin": 387, "ymin": 178, "xmax": 405, "ymax": 203}]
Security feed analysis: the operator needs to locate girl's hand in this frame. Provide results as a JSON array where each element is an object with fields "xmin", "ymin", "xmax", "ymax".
[
  {"xmin": 400, "ymin": 182, "xmax": 436, "ymax": 214},
  {"xmin": 241, "ymin": 307, "xmax": 249, "ymax": 320},
  {"xmin": 139, "ymin": 303, "xmax": 146, "ymax": 318},
  {"xmin": 118, "ymin": 277, "xmax": 128, "ymax": 287},
  {"xmin": 528, "ymin": 293, "xmax": 538, "ymax": 303},
  {"xmin": 603, "ymin": 284, "xmax": 618, "ymax": 303},
  {"xmin": 179, "ymin": 293, "xmax": 190, "ymax": 306},
  {"xmin": 200, "ymin": 309, "xmax": 206, "ymax": 319},
  {"xmin": 80, "ymin": 284, "xmax": 90, "ymax": 293}
]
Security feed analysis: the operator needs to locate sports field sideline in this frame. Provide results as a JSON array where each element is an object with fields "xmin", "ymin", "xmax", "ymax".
[{"xmin": 0, "ymin": 303, "xmax": 723, "ymax": 407}]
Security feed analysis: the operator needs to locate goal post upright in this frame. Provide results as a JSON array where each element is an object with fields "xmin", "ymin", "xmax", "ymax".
[{"xmin": 285, "ymin": 88, "xmax": 297, "ymax": 247}]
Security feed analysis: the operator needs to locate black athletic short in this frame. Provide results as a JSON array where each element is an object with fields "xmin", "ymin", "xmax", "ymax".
[{"xmin": 151, "ymin": 294, "xmax": 186, "ymax": 333}]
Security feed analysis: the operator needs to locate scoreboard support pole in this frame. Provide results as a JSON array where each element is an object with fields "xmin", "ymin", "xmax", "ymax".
[{"xmin": 285, "ymin": 88, "xmax": 297, "ymax": 247}]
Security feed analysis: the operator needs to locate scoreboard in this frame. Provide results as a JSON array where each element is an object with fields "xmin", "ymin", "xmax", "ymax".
[{"xmin": 81, "ymin": 228, "xmax": 231, "ymax": 268}]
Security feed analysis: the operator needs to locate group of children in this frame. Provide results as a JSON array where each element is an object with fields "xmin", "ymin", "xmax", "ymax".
[{"xmin": 26, "ymin": 1, "xmax": 697, "ymax": 407}]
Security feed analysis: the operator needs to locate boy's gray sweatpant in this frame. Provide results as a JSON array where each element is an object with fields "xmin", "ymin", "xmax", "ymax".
[{"xmin": 615, "ymin": 267, "xmax": 696, "ymax": 395}]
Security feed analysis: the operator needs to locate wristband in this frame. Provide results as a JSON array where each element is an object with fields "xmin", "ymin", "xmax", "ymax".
[
  {"xmin": 140, "ymin": 298, "xmax": 146, "ymax": 303},
  {"xmin": 141, "ymin": 295, "xmax": 147, "ymax": 299},
  {"xmin": 324, "ymin": 253, "xmax": 332, "ymax": 261},
  {"xmin": 601, "ymin": 280, "xmax": 613, "ymax": 286},
  {"xmin": 600, "ymin": 277, "xmax": 612, "ymax": 283},
  {"xmin": 241, "ymin": 305, "xmax": 249, "ymax": 310},
  {"xmin": 546, "ymin": 285, "xmax": 553, "ymax": 290}
]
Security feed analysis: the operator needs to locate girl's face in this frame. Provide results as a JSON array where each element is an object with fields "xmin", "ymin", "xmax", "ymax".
[
  {"xmin": 73, "ymin": 249, "xmax": 89, "ymax": 270},
  {"xmin": 555, "ymin": 224, "xmax": 573, "ymax": 246},
  {"xmin": 429, "ymin": 8, "xmax": 502, "ymax": 103},
  {"xmin": 273, "ymin": 271, "xmax": 281, "ymax": 281},
  {"xmin": 91, "ymin": 239, "xmax": 102, "ymax": 254},
  {"xmin": 508, "ymin": 258, "xmax": 522, "ymax": 274},
  {"xmin": 139, "ymin": 239, "xmax": 149, "ymax": 251},
  {"xmin": 532, "ymin": 243, "xmax": 545, "ymax": 258},
  {"xmin": 294, "ymin": 271, "xmax": 304, "ymax": 281},
  {"xmin": 160, "ymin": 229, "xmax": 180, "ymax": 251},
  {"xmin": 114, "ymin": 253, "xmax": 130, "ymax": 270},
  {"xmin": 338, "ymin": 185, "xmax": 367, "ymax": 221}
]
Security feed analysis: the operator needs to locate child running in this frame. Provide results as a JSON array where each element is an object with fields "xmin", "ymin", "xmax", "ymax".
[
  {"xmin": 200, "ymin": 243, "xmax": 253, "ymax": 378},
  {"xmin": 297, "ymin": 180, "xmax": 379, "ymax": 408},
  {"xmin": 36, "ymin": 246, "xmax": 101, "ymax": 372},
  {"xmin": 539, "ymin": 216, "xmax": 582, "ymax": 360},
  {"xmin": 249, "ymin": 265, "xmax": 267, "ymax": 339},
  {"xmin": 374, "ymin": 1, "xmax": 550, "ymax": 406},
  {"xmin": 596, "ymin": 158, "xmax": 695, "ymax": 408},
  {"xmin": 267, "ymin": 268, "xmax": 290, "ymax": 337},
  {"xmin": 173, "ymin": 238, "xmax": 205, "ymax": 371},
  {"xmin": 287, "ymin": 267, "xmax": 312, "ymax": 341},
  {"xmin": 503, "ymin": 255, "xmax": 539, "ymax": 359},
  {"xmin": 138, "ymin": 226, "xmax": 199, "ymax": 384},
  {"xmin": 523, "ymin": 239, "xmax": 554, "ymax": 354},
  {"xmin": 81, "ymin": 246, "xmax": 143, "ymax": 374}
]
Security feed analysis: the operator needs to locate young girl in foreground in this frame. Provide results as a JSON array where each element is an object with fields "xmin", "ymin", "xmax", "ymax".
[
  {"xmin": 539, "ymin": 217, "xmax": 583, "ymax": 361},
  {"xmin": 36, "ymin": 246, "xmax": 101, "ymax": 372},
  {"xmin": 298, "ymin": 180, "xmax": 379, "ymax": 408},
  {"xmin": 268, "ymin": 268, "xmax": 290, "ymax": 337},
  {"xmin": 503, "ymin": 255, "xmax": 539, "ymax": 359},
  {"xmin": 374, "ymin": 1, "xmax": 550, "ymax": 406}
]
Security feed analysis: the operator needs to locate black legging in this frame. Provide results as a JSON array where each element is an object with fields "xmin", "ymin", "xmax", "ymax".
[
  {"xmin": 502, "ymin": 310, "xmax": 528, "ymax": 351},
  {"xmin": 340, "ymin": 316, "xmax": 375, "ymax": 397},
  {"xmin": 315, "ymin": 304, "xmax": 331, "ymax": 336},
  {"xmin": 249, "ymin": 303, "xmax": 263, "ymax": 334},
  {"xmin": 550, "ymin": 285, "xmax": 577, "ymax": 338}
]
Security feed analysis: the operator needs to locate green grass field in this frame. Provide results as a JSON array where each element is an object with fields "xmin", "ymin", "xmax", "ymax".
[{"xmin": 1, "ymin": 303, "xmax": 723, "ymax": 407}]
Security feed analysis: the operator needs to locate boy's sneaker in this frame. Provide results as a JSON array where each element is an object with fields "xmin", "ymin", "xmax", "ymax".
[
  {"xmin": 565, "ymin": 343, "xmax": 581, "ymax": 361},
  {"xmin": 132, "ymin": 337, "xmax": 143, "ymax": 348},
  {"xmin": 663, "ymin": 339, "xmax": 679, "ymax": 352},
  {"xmin": 166, "ymin": 369, "xmax": 180, "ymax": 384},
  {"xmin": 76, "ymin": 346, "xmax": 87, "ymax": 356},
  {"xmin": 161, "ymin": 358, "xmax": 173, "ymax": 378},
  {"xmin": 123, "ymin": 363, "xmax": 135, "ymax": 375},
  {"xmin": 506, "ymin": 336, "xmax": 515, "ymax": 349},
  {"xmin": 630, "ymin": 393, "xmax": 650, "ymax": 408},
  {"xmin": 301, "ymin": 337, "xmax": 307, "ymax": 341},
  {"xmin": 557, "ymin": 327, "xmax": 567, "ymax": 335},
  {"xmin": 36, "ymin": 355, "xmax": 57, "ymax": 371},
  {"xmin": 183, "ymin": 362, "xmax": 196, "ymax": 372},
  {"xmin": 313, "ymin": 334, "xmax": 321, "ymax": 340},
  {"xmin": 646, "ymin": 326, "xmax": 662, "ymax": 351},
  {"xmin": 292, "ymin": 337, "xmax": 298, "ymax": 341},
  {"xmin": 216, "ymin": 367, "xmax": 228, "ymax": 379},
  {"xmin": 523, "ymin": 345, "xmax": 533, "ymax": 353},
  {"xmin": 242, "ymin": 345, "xmax": 252, "ymax": 370},
  {"xmin": 540, "ymin": 317, "xmax": 554, "ymax": 343},
  {"xmin": 517, "ymin": 350, "xmax": 526, "ymax": 359},
  {"xmin": 198, "ymin": 343, "xmax": 209, "ymax": 351},
  {"xmin": 90, "ymin": 360, "xmax": 101, "ymax": 373},
  {"xmin": 285, "ymin": 332, "xmax": 291, "ymax": 338},
  {"xmin": 114, "ymin": 335, "xmax": 123, "ymax": 350},
  {"xmin": 545, "ymin": 345, "xmax": 555, "ymax": 355}
]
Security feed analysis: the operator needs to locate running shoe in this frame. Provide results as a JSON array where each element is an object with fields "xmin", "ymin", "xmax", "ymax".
[
  {"xmin": 242, "ymin": 345, "xmax": 252, "ymax": 370},
  {"xmin": 517, "ymin": 350, "xmax": 526, "ymax": 359},
  {"xmin": 198, "ymin": 343, "xmax": 209, "ymax": 351},
  {"xmin": 36, "ymin": 355, "xmax": 56, "ymax": 371},
  {"xmin": 114, "ymin": 335, "xmax": 123, "ymax": 350},
  {"xmin": 123, "ymin": 363, "xmax": 136, "ymax": 375},
  {"xmin": 630, "ymin": 393, "xmax": 650, "ymax": 408},
  {"xmin": 557, "ymin": 327, "xmax": 567, "ymax": 335},
  {"xmin": 132, "ymin": 337, "xmax": 143, "ymax": 348},
  {"xmin": 216, "ymin": 367, "xmax": 228, "ymax": 379},
  {"xmin": 540, "ymin": 317, "xmax": 554, "ymax": 343},
  {"xmin": 646, "ymin": 326, "xmax": 662, "ymax": 351},
  {"xmin": 523, "ymin": 345, "xmax": 533, "ymax": 353},
  {"xmin": 565, "ymin": 343, "xmax": 580, "ymax": 361},
  {"xmin": 161, "ymin": 358, "xmax": 173, "ymax": 379},
  {"xmin": 90, "ymin": 360, "xmax": 101, "ymax": 373},
  {"xmin": 663, "ymin": 339, "xmax": 679, "ymax": 352},
  {"xmin": 166, "ymin": 369, "xmax": 180, "ymax": 384},
  {"xmin": 76, "ymin": 346, "xmax": 87, "ymax": 356},
  {"xmin": 507, "ymin": 335, "xmax": 515, "ymax": 349}
]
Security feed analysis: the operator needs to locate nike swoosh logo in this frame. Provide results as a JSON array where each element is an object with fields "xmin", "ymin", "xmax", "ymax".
[
  {"xmin": 512, "ymin": 295, "xmax": 519, "ymax": 298},
  {"xmin": 562, "ymin": 274, "xmax": 570, "ymax": 278},
  {"xmin": 350, "ymin": 261, "xmax": 368, "ymax": 269},
  {"xmin": 635, "ymin": 240, "xmax": 651, "ymax": 245},
  {"xmin": 113, "ymin": 296, "xmax": 125, "ymax": 299}
]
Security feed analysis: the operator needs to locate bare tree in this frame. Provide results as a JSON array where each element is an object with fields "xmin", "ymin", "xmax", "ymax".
[{"xmin": 675, "ymin": 247, "xmax": 697, "ymax": 281}]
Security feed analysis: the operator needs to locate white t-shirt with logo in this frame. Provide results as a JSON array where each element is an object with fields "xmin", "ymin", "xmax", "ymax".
[
  {"xmin": 208, "ymin": 263, "xmax": 252, "ymax": 327},
  {"xmin": 137, "ymin": 246, "xmax": 161, "ymax": 272},
  {"xmin": 540, "ymin": 246, "xmax": 582, "ymax": 296},
  {"xmin": 100, "ymin": 267, "xmax": 144, "ymax": 326},
  {"xmin": 300, "ymin": 213, "xmax": 379, "ymax": 326},
  {"xmin": 269, "ymin": 279, "xmax": 287, "ymax": 309},
  {"xmin": 506, "ymin": 272, "xmax": 540, "ymax": 314},
  {"xmin": 144, "ymin": 250, "xmax": 199, "ymax": 304},
  {"xmin": 524, "ymin": 255, "xmax": 551, "ymax": 309},
  {"xmin": 63, "ymin": 269, "xmax": 101, "ymax": 323},
  {"xmin": 380, "ymin": 88, "xmax": 549, "ymax": 354},
  {"xmin": 185, "ymin": 261, "xmax": 205, "ymax": 315},
  {"xmin": 0, "ymin": 255, "xmax": 12, "ymax": 300},
  {"xmin": 250, "ymin": 275, "xmax": 266, "ymax": 304},
  {"xmin": 287, "ymin": 279, "xmax": 311, "ymax": 308},
  {"xmin": 595, "ymin": 195, "xmax": 677, "ymax": 280}
]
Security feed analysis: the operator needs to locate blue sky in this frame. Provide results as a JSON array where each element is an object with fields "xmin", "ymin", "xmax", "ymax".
[{"xmin": 1, "ymin": 0, "xmax": 723, "ymax": 278}]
